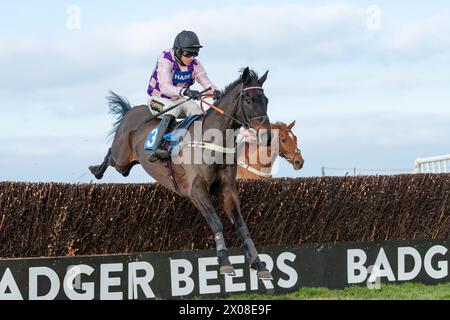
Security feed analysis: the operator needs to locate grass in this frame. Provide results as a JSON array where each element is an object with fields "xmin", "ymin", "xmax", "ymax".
[{"xmin": 225, "ymin": 282, "xmax": 450, "ymax": 300}]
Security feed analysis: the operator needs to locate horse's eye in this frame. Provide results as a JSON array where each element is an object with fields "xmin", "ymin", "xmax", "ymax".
[
  {"xmin": 282, "ymin": 139, "xmax": 286, "ymax": 143},
  {"xmin": 245, "ymin": 98, "xmax": 252, "ymax": 104}
]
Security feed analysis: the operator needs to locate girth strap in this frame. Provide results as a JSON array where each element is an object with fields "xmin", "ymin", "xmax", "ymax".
[
  {"xmin": 180, "ymin": 141, "xmax": 236, "ymax": 154},
  {"xmin": 164, "ymin": 159, "xmax": 180, "ymax": 194}
]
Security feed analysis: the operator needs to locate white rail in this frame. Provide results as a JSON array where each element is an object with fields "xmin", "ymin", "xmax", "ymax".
[{"xmin": 413, "ymin": 154, "xmax": 450, "ymax": 173}]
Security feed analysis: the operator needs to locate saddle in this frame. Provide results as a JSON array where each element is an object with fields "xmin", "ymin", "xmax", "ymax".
[
  {"xmin": 144, "ymin": 114, "xmax": 204, "ymax": 157},
  {"xmin": 164, "ymin": 114, "xmax": 202, "ymax": 140},
  {"xmin": 162, "ymin": 114, "xmax": 204, "ymax": 153}
]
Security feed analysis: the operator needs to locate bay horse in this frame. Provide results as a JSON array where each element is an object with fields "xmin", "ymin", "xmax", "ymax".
[
  {"xmin": 236, "ymin": 121, "xmax": 304, "ymax": 179},
  {"xmin": 89, "ymin": 68, "xmax": 273, "ymax": 279}
]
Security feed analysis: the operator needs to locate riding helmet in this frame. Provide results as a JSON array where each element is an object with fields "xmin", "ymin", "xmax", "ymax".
[
  {"xmin": 173, "ymin": 30, "xmax": 203, "ymax": 60},
  {"xmin": 173, "ymin": 30, "xmax": 203, "ymax": 52}
]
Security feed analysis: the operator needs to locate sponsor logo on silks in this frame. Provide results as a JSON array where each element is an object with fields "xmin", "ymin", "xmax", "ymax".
[
  {"xmin": 172, "ymin": 70, "xmax": 193, "ymax": 86},
  {"xmin": 145, "ymin": 127, "xmax": 159, "ymax": 150}
]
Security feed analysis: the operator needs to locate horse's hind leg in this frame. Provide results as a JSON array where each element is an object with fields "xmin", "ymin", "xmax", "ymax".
[
  {"xmin": 108, "ymin": 134, "xmax": 137, "ymax": 176},
  {"xmin": 120, "ymin": 160, "xmax": 139, "ymax": 177},
  {"xmin": 89, "ymin": 148, "xmax": 112, "ymax": 180},
  {"xmin": 190, "ymin": 176, "xmax": 235, "ymax": 276}
]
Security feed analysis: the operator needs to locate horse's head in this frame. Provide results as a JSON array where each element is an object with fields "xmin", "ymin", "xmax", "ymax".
[
  {"xmin": 272, "ymin": 121, "xmax": 304, "ymax": 170},
  {"xmin": 233, "ymin": 67, "xmax": 272, "ymax": 146}
]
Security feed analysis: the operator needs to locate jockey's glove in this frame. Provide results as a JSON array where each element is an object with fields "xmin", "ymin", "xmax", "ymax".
[
  {"xmin": 213, "ymin": 90, "xmax": 223, "ymax": 100},
  {"xmin": 183, "ymin": 88, "xmax": 202, "ymax": 100}
]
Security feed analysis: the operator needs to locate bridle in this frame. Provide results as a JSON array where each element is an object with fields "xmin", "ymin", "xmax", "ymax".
[
  {"xmin": 236, "ymin": 83, "xmax": 269, "ymax": 131},
  {"xmin": 200, "ymin": 82, "xmax": 269, "ymax": 131},
  {"xmin": 195, "ymin": 83, "xmax": 271, "ymax": 157},
  {"xmin": 280, "ymin": 149, "xmax": 302, "ymax": 165},
  {"xmin": 279, "ymin": 130, "xmax": 302, "ymax": 165}
]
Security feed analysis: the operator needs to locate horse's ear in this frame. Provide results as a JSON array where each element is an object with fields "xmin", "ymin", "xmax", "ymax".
[
  {"xmin": 242, "ymin": 67, "xmax": 251, "ymax": 84},
  {"xmin": 258, "ymin": 70, "xmax": 269, "ymax": 86},
  {"xmin": 287, "ymin": 120, "xmax": 296, "ymax": 130}
]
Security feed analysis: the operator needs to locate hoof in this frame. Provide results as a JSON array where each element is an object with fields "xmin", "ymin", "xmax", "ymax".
[
  {"xmin": 257, "ymin": 269, "xmax": 273, "ymax": 280},
  {"xmin": 88, "ymin": 166, "xmax": 103, "ymax": 180},
  {"xmin": 220, "ymin": 265, "xmax": 236, "ymax": 276}
]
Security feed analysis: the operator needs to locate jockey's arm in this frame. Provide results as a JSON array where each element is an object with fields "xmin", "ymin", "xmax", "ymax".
[
  {"xmin": 194, "ymin": 61, "xmax": 218, "ymax": 95},
  {"xmin": 158, "ymin": 57, "xmax": 185, "ymax": 98}
]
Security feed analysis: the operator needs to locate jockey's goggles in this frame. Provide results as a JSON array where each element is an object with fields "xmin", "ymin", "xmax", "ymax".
[{"xmin": 182, "ymin": 50, "xmax": 198, "ymax": 58}]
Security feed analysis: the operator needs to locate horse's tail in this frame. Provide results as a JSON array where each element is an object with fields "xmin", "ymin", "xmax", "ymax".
[{"xmin": 106, "ymin": 91, "xmax": 132, "ymax": 138}]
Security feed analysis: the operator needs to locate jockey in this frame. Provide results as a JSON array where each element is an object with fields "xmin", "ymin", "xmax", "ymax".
[{"xmin": 146, "ymin": 30, "xmax": 222, "ymax": 162}]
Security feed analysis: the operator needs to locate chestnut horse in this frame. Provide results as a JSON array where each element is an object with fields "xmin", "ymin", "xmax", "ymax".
[
  {"xmin": 89, "ymin": 68, "xmax": 273, "ymax": 279},
  {"xmin": 236, "ymin": 121, "xmax": 304, "ymax": 179}
]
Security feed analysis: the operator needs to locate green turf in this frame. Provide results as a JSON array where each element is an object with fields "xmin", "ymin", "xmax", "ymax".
[{"xmin": 225, "ymin": 282, "xmax": 450, "ymax": 300}]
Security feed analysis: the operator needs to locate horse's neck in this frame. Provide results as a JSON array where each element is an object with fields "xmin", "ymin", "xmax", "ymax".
[
  {"xmin": 203, "ymin": 91, "xmax": 239, "ymax": 133},
  {"xmin": 204, "ymin": 110, "xmax": 235, "ymax": 132},
  {"xmin": 240, "ymin": 142, "xmax": 277, "ymax": 169}
]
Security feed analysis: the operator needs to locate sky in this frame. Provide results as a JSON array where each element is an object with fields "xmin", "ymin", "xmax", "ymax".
[{"xmin": 0, "ymin": 1, "xmax": 449, "ymax": 183}]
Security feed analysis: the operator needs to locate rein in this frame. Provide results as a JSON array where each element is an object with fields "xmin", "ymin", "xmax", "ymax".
[
  {"xmin": 200, "ymin": 84, "xmax": 267, "ymax": 129},
  {"xmin": 171, "ymin": 84, "xmax": 270, "ymax": 157},
  {"xmin": 200, "ymin": 97, "xmax": 246, "ymax": 127}
]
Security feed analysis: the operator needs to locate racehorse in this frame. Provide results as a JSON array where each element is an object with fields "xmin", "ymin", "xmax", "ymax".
[
  {"xmin": 236, "ymin": 121, "xmax": 304, "ymax": 179},
  {"xmin": 89, "ymin": 68, "xmax": 273, "ymax": 279}
]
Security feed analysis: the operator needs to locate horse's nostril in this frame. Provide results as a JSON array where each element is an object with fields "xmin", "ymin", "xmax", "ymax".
[{"xmin": 294, "ymin": 160, "xmax": 303, "ymax": 169}]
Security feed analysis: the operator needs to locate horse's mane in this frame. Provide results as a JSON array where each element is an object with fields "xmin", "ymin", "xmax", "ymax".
[
  {"xmin": 212, "ymin": 68, "xmax": 259, "ymax": 108},
  {"xmin": 272, "ymin": 122, "xmax": 287, "ymax": 128}
]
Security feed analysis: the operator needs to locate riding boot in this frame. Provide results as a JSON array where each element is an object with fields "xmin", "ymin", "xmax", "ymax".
[{"xmin": 147, "ymin": 114, "xmax": 176, "ymax": 162}]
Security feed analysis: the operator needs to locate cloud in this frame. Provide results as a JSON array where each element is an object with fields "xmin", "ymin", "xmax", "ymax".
[
  {"xmin": 295, "ymin": 111, "xmax": 450, "ymax": 147},
  {"xmin": 117, "ymin": 4, "xmax": 369, "ymax": 64},
  {"xmin": 1, "ymin": 3, "xmax": 450, "ymax": 182},
  {"xmin": 2, "ymin": 4, "xmax": 449, "ymax": 99},
  {"xmin": 0, "ymin": 4, "xmax": 368, "ymax": 90},
  {"xmin": 386, "ymin": 14, "xmax": 450, "ymax": 57},
  {"xmin": 4, "ymin": 3, "xmax": 450, "ymax": 97}
]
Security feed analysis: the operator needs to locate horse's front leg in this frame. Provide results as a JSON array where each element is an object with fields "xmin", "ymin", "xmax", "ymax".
[
  {"xmin": 190, "ymin": 176, "xmax": 235, "ymax": 276},
  {"xmin": 220, "ymin": 177, "xmax": 273, "ymax": 280}
]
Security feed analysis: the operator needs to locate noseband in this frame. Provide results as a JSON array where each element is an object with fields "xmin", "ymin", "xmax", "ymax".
[
  {"xmin": 280, "ymin": 150, "xmax": 302, "ymax": 164},
  {"xmin": 279, "ymin": 130, "xmax": 302, "ymax": 164}
]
